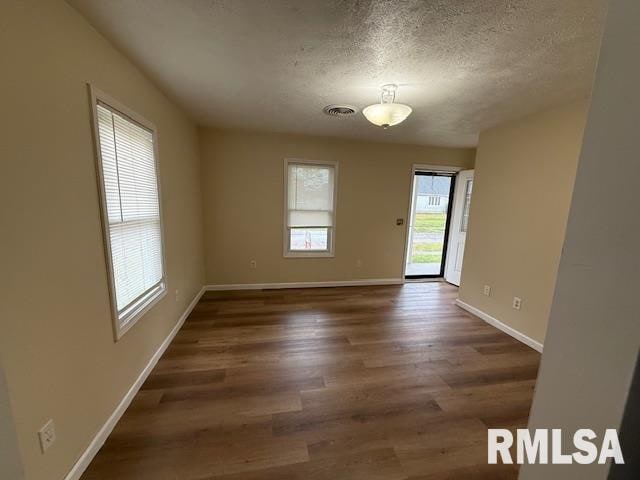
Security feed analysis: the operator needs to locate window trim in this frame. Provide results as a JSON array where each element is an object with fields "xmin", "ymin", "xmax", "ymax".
[
  {"xmin": 283, "ymin": 158, "xmax": 338, "ymax": 258},
  {"xmin": 88, "ymin": 85, "xmax": 168, "ymax": 341}
]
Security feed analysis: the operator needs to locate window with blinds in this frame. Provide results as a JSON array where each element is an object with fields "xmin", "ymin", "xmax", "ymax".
[
  {"xmin": 92, "ymin": 94, "xmax": 166, "ymax": 338},
  {"xmin": 284, "ymin": 160, "xmax": 337, "ymax": 256}
]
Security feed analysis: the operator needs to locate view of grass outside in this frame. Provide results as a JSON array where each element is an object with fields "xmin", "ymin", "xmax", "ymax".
[
  {"xmin": 412, "ymin": 242, "xmax": 444, "ymax": 263},
  {"xmin": 414, "ymin": 213, "xmax": 446, "ymax": 233},
  {"xmin": 410, "ymin": 213, "xmax": 446, "ymax": 264}
]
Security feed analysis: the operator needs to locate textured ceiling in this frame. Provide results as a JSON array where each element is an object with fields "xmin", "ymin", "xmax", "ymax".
[{"xmin": 68, "ymin": 0, "xmax": 607, "ymax": 147}]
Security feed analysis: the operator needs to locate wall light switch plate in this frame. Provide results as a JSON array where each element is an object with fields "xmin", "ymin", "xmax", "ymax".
[
  {"xmin": 483, "ymin": 285, "xmax": 491, "ymax": 296},
  {"xmin": 513, "ymin": 297, "xmax": 522, "ymax": 310},
  {"xmin": 38, "ymin": 419, "xmax": 56, "ymax": 453},
  {"xmin": 250, "ymin": 260, "xmax": 257, "ymax": 269}
]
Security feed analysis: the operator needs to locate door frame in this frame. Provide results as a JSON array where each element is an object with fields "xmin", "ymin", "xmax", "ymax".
[{"xmin": 402, "ymin": 164, "xmax": 464, "ymax": 281}]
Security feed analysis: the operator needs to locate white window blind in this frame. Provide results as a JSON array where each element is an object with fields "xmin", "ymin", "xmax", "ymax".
[
  {"xmin": 287, "ymin": 163, "xmax": 334, "ymax": 228},
  {"xmin": 285, "ymin": 161, "xmax": 336, "ymax": 255},
  {"xmin": 95, "ymin": 100, "xmax": 165, "ymax": 333}
]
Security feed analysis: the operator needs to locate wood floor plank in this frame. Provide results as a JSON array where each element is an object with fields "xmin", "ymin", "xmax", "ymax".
[{"xmin": 81, "ymin": 282, "xmax": 540, "ymax": 479}]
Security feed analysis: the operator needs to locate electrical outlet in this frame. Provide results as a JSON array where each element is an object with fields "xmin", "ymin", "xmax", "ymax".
[
  {"xmin": 249, "ymin": 260, "xmax": 257, "ymax": 269},
  {"xmin": 38, "ymin": 419, "xmax": 56, "ymax": 453},
  {"xmin": 174, "ymin": 289, "xmax": 180, "ymax": 302},
  {"xmin": 483, "ymin": 285, "xmax": 491, "ymax": 296},
  {"xmin": 356, "ymin": 259, "xmax": 362, "ymax": 268},
  {"xmin": 513, "ymin": 296, "xmax": 522, "ymax": 310}
]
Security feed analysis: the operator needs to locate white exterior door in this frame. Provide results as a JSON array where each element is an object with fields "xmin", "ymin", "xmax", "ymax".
[{"xmin": 444, "ymin": 169, "xmax": 474, "ymax": 286}]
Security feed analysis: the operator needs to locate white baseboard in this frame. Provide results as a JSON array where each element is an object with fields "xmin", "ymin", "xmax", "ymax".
[
  {"xmin": 454, "ymin": 299, "xmax": 544, "ymax": 353},
  {"xmin": 205, "ymin": 278, "xmax": 403, "ymax": 291},
  {"xmin": 64, "ymin": 286, "xmax": 206, "ymax": 480}
]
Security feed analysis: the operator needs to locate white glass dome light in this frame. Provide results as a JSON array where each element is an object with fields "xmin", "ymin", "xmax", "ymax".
[{"xmin": 362, "ymin": 84, "xmax": 412, "ymax": 128}]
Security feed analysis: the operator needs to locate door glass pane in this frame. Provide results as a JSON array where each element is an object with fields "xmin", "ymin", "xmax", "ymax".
[
  {"xmin": 461, "ymin": 179, "xmax": 473, "ymax": 233},
  {"xmin": 406, "ymin": 174, "xmax": 452, "ymax": 276}
]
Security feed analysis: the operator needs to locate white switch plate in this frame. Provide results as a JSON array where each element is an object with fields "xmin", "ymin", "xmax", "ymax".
[
  {"xmin": 513, "ymin": 297, "xmax": 522, "ymax": 310},
  {"xmin": 483, "ymin": 285, "xmax": 491, "ymax": 296},
  {"xmin": 38, "ymin": 419, "xmax": 56, "ymax": 453},
  {"xmin": 250, "ymin": 260, "xmax": 257, "ymax": 269}
]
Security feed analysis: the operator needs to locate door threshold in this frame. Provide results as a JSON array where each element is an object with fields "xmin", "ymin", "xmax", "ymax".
[{"xmin": 404, "ymin": 277, "xmax": 444, "ymax": 283}]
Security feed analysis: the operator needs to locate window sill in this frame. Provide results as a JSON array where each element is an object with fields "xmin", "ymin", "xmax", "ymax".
[
  {"xmin": 114, "ymin": 284, "xmax": 166, "ymax": 341},
  {"xmin": 284, "ymin": 251, "xmax": 335, "ymax": 258}
]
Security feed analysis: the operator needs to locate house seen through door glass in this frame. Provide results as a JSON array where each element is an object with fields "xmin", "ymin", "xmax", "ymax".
[{"xmin": 405, "ymin": 172, "xmax": 455, "ymax": 277}]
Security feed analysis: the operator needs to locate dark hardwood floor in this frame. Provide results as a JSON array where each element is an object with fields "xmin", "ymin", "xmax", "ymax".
[{"xmin": 81, "ymin": 282, "xmax": 540, "ymax": 480}]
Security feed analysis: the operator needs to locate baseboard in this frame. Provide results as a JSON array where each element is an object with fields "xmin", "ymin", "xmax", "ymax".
[
  {"xmin": 454, "ymin": 299, "xmax": 544, "ymax": 353},
  {"xmin": 64, "ymin": 286, "xmax": 206, "ymax": 480},
  {"xmin": 205, "ymin": 278, "xmax": 404, "ymax": 291}
]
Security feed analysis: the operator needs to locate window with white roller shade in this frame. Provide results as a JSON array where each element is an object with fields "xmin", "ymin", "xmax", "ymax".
[
  {"xmin": 92, "ymin": 93, "xmax": 166, "ymax": 338},
  {"xmin": 284, "ymin": 160, "xmax": 337, "ymax": 256}
]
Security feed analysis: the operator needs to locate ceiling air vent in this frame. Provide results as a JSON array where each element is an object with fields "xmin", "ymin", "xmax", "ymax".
[{"xmin": 323, "ymin": 105, "xmax": 358, "ymax": 117}]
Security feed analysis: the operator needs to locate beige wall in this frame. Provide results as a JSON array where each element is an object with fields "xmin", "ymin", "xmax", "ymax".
[
  {"xmin": 0, "ymin": 358, "xmax": 24, "ymax": 480},
  {"xmin": 199, "ymin": 129, "xmax": 475, "ymax": 285},
  {"xmin": 0, "ymin": 1, "xmax": 205, "ymax": 479},
  {"xmin": 522, "ymin": 0, "xmax": 640, "ymax": 477},
  {"xmin": 458, "ymin": 100, "xmax": 588, "ymax": 344}
]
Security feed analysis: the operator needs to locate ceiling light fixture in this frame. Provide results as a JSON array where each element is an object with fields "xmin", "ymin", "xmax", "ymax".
[{"xmin": 362, "ymin": 84, "xmax": 412, "ymax": 129}]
